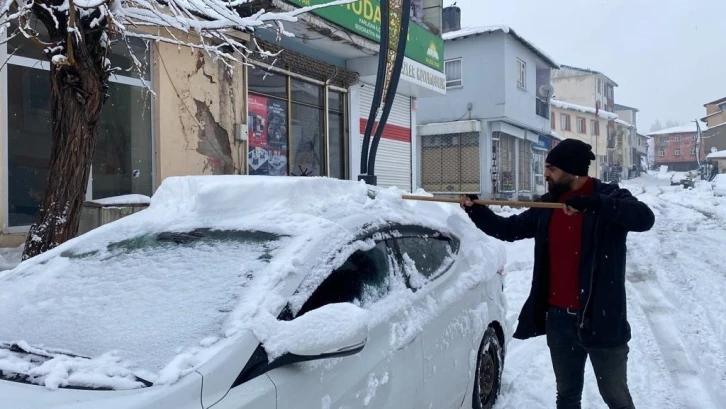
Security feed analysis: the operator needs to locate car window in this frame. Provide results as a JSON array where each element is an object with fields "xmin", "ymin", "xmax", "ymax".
[
  {"xmin": 394, "ymin": 235, "xmax": 458, "ymax": 289},
  {"xmin": 297, "ymin": 241, "xmax": 392, "ymax": 316}
]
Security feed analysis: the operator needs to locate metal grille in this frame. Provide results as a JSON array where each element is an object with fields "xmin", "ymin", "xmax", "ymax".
[
  {"xmin": 421, "ymin": 132, "xmax": 480, "ymax": 193},
  {"xmin": 518, "ymin": 138, "xmax": 532, "ymax": 192},
  {"xmin": 495, "ymin": 132, "xmax": 516, "ymax": 193}
]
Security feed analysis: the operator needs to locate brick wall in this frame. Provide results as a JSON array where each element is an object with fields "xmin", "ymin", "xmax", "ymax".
[{"xmin": 653, "ymin": 131, "xmax": 703, "ymax": 165}]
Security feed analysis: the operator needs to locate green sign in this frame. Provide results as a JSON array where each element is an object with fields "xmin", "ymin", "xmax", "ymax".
[{"xmin": 286, "ymin": 0, "xmax": 444, "ymax": 72}]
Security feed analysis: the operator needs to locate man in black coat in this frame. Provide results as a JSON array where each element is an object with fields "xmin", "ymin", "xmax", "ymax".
[{"xmin": 460, "ymin": 139, "xmax": 654, "ymax": 409}]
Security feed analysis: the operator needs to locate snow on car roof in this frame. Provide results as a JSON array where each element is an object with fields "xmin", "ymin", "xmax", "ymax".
[{"xmin": 0, "ymin": 176, "xmax": 506, "ymax": 391}]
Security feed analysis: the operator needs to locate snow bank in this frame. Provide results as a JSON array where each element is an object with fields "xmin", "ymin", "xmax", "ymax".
[
  {"xmin": 0, "ymin": 246, "xmax": 22, "ymax": 271},
  {"xmin": 89, "ymin": 194, "xmax": 151, "ymax": 206},
  {"xmin": 0, "ymin": 176, "xmax": 506, "ymax": 390}
]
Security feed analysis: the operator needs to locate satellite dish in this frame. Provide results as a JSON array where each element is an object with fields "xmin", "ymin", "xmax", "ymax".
[
  {"xmin": 712, "ymin": 146, "xmax": 718, "ymax": 153},
  {"xmin": 539, "ymin": 84, "xmax": 554, "ymax": 98}
]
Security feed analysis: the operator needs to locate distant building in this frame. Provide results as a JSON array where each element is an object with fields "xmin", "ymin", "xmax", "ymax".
[{"xmin": 649, "ymin": 124, "xmax": 706, "ymax": 171}]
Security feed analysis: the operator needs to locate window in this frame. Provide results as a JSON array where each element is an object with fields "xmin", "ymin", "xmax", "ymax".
[
  {"xmin": 691, "ymin": 147, "xmax": 696, "ymax": 155},
  {"xmin": 719, "ymin": 102, "xmax": 726, "ymax": 112},
  {"xmin": 675, "ymin": 149, "xmax": 681, "ymax": 156},
  {"xmin": 551, "ymin": 116, "xmax": 556, "ymax": 130},
  {"xmin": 577, "ymin": 117, "xmax": 587, "ymax": 134},
  {"xmin": 692, "ymin": 135, "xmax": 697, "ymax": 141},
  {"xmin": 445, "ymin": 59, "xmax": 462, "ymax": 88},
  {"xmin": 533, "ymin": 153, "xmax": 545, "ymax": 187},
  {"xmin": 597, "ymin": 79, "xmax": 602, "ymax": 94},
  {"xmin": 606, "ymin": 84, "xmax": 614, "ymax": 99},
  {"xmin": 248, "ymin": 68, "xmax": 349, "ymax": 178},
  {"xmin": 661, "ymin": 136, "xmax": 669, "ymax": 143},
  {"xmin": 517, "ymin": 59, "xmax": 526, "ymax": 90},
  {"xmin": 6, "ymin": 31, "xmax": 152, "ymax": 228},
  {"xmin": 328, "ymin": 91, "xmax": 347, "ymax": 179},
  {"xmin": 560, "ymin": 114, "xmax": 571, "ymax": 131},
  {"xmin": 675, "ymin": 135, "xmax": 681, "ymax": 142},
  {"xmin": 591, "ymin": 120, "xmax": 600, "ymax": 136},
  {"xmin": 394, "ymin": 234, "xmax": 458, "ymax": 289},
  {"xmin": 298, "ymin": 241, "xmax": 392, "ymax": 315},
  {"xmin": 659, "ymin": 149, "xmax": 666, "ymax": 157}
]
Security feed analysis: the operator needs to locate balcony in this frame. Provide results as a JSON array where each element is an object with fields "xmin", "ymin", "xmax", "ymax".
[{"xmin": 536, "ymin": 98, "xmax": 550, "ymax": 119}]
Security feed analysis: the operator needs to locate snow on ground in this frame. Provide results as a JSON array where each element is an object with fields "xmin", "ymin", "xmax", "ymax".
[
  {"xmin": 0, "ymin": 246, "xmax": 22, "ymax": 272},
  {"xmin": 493, "ymin": 174, "xmax": 726, "ymax": 409}
]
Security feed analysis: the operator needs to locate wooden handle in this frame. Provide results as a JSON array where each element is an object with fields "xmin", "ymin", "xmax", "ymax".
[{"xmin": 400, "ymin": 194, "xmax": 564, "ymax": 209}]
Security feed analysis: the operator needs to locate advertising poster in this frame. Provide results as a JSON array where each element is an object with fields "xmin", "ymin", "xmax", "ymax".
[
  {"xmin": 266, "ymin": 99, "xmax": 288, "ymax": 176},
  {"xmin": 248, "ymin": 94, "xmax": 270, "ymax": 175}
]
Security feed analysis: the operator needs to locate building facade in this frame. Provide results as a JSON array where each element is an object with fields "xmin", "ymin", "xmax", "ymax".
[
  {"xmin": 549, "ymin": 99, "xmax": 612, "ymax": 179},
  {"xmin": 0, "ymin": 0, "xmax": 447, "ymax": 245},
  {"xmin": 701, "ymin": 96, "xmax": 726, "ymax": 153},
  {"xmin": 416, "ymin": 7, "xmax": 559, "ymax": 200},
  {"xmin": 649, "ymin": 125, "xmax": 704, "ymax": 171}
]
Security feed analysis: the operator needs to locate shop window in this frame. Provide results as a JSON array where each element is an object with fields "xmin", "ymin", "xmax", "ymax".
[
  {"xmin": 328, "ymin": 91, "xmax": 347, "ymax": 179},
  {"xmin": 291, "ymin": 104, "xmax": 324, "ymax": 176},
  {"xmin": 248, "ymin": 68, "xmax": 287, "ymax": 100},
  {"xmin": 5, "ymin": 34, "xmax": 152, "ymax": 228},
  {"xmin": 248, "ymin": 66, "xmax": 348, "ymax": 179},
  {"xmin": 533, "ymin": 153, "xmax": 545, "ymax": 187}
]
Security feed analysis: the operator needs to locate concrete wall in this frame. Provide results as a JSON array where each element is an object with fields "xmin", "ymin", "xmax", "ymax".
[
  {"xmin": 502, "ymin": 35, "xmax": 551, "ymax": 133},
  {"xmin": 551, "ymin": 74, "xmax": 597, "ymax": 109},
  {"xmin": 154, "ymin": 41, "xmax": 246, "ymax": 184},
  {"xmin": 417, "ymin": 31, "xmax": 506, "ymax": 124}
]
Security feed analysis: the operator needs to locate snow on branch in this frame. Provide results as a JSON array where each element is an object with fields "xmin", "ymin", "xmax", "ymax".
[{"xmin": 0, "ymin": 0, "xmax": 356, "ymax": 70}]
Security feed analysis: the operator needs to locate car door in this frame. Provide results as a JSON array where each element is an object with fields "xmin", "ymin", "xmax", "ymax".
[
  {"xmin": 391, "ymin": 228, "xmax": 485, "ymax": 409},
  {"xmin": 265, "ymin": 238, "xmax": 425, "ymax": 409}
]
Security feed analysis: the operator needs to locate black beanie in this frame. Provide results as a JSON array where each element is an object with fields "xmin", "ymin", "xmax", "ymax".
[{"xmin": 545, "ymin": 139, "xmax": 596, "ymax": 176}]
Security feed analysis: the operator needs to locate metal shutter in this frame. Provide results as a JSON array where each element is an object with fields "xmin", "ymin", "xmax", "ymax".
[{"xmin": 358, "ymin": 86, "xmax": 412, "ymax": 190}]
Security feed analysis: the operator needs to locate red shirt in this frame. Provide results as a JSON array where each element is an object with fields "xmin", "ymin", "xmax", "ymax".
[{"xmin": 547, "ymin": 177, "xmax": 595, "ymax": 309}]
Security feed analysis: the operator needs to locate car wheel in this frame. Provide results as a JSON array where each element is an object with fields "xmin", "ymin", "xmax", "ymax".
[{"xmin": 472, "ymin": 327, "xmax": 503, "ymax": 409}]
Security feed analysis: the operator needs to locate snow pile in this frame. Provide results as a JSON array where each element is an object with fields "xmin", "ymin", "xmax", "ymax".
[
  {"xmin": 0, "ymin": 245, "xmax": 22, "ymax": 271},
  {"xmin": 89, "ymin": 194, "xmax": 151, "ymax": 206},
  {"xmin": 0, "ymin": 176, "xmax": 505, "ymax": 390},
  {"xmin": 551, "ymin": 99, "xmax": 618, "ymax": 120}
]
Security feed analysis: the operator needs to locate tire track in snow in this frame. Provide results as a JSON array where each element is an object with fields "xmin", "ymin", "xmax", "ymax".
[{"xmin": 626, "ymin": 186, "xmax": 726, "ymax": 408}]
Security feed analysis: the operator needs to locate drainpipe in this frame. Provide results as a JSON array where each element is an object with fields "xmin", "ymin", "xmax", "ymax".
[{"xmin": 358, "ymin": 0, "xmax": 412, "ymax": 186}]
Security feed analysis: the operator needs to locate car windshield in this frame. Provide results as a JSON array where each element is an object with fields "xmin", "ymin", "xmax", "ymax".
[{"xmin": 0, "ymin": 229, "xmax": 288, "ymax": 377}]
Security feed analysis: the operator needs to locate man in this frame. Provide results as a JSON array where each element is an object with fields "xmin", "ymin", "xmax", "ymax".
[{"xmin": 460, "ymin": 139, "xmax": 654, "ymax": 409}]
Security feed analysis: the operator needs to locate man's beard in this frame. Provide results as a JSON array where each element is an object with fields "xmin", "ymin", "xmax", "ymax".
[{"xmin": 547, "ymin": 179, "xmax": 572, "ymax": 198}]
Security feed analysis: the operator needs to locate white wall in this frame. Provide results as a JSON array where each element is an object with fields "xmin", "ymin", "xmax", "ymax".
[
  {"xmin": 416, "ymin": 31, "xmax": 506, "ymax": 124},
  {"xmin": 502, "ymin": 35, "xmax": 551, "ymax": 134}
]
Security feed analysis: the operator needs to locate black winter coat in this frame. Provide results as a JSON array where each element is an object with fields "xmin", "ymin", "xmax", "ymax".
[{"xmin": 465, "ymin": 179, "xmax": 655, "ymax": 347}]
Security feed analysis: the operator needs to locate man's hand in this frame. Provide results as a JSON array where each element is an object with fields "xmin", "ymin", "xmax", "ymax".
[
  {"xmin": 459, "ymin": 194, "xmax": 478, "ymax": 210},
  {"xmin": 564, "ymin": 195, "xmax": 601, "ymax": 214}
]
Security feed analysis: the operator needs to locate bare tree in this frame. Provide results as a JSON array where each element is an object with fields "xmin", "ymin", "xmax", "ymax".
[{"xmin": 0, "ymin": 0, "xmax": 353, "ymax": 260}]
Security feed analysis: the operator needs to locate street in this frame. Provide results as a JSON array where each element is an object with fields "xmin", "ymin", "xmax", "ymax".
[{"xmin": 494, "ymin": 174, "xmax": 726, "ymax": 409}]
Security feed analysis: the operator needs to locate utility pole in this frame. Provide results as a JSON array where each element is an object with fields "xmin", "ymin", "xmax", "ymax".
[{"xmin": 358, "ymin": 0, "xmax": 412, "ymax": 186}]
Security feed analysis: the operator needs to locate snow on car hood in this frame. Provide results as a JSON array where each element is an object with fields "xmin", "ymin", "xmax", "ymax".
[{"xmin": 0, "ymin": 176, "xmax": 505, "ymax": 390}]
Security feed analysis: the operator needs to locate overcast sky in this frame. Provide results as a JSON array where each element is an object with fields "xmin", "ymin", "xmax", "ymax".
[{"xmin": 448, "ymin": 0, "xmax": 726, "ymax": 131}]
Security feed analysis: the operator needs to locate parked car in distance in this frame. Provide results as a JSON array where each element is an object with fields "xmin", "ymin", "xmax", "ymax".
[
  {"xmin": 671, "ymin": 171, "xmax": 696, "ymax": 189},
  {"xmin": 712, "ymin": 174, "xmax": 726, "ymax": 197},
  {"xmin": 0, "ymin": 176, "xmax": 509, "ymax": 409}
]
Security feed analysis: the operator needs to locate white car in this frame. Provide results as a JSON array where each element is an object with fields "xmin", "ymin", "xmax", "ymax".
[
  {"xmin": 0, "ymin": 176, "xmax": 508, "ymax": 409},
  {"xmin": 712, "ymin": 174, "xmax": 726, "ymax": 197}
]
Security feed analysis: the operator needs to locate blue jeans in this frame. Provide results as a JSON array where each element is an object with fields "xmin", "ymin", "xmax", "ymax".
[{"xmin": 546, "ymin": 307, "xmax": 635, "ymax": 409}]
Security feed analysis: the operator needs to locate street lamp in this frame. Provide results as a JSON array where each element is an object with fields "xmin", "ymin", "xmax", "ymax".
[{"xmin": 358, "ymin": 0, "xmax": 412, "ymax": 186}]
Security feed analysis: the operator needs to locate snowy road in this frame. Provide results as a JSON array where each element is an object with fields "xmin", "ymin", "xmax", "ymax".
[{"xmin": 493, "ymin": 175, "xmax": 726, "ymax": 409}]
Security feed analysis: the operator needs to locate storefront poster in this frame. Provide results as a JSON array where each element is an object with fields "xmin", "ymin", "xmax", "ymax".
[
  {"xmin": 285, "ymin": 0, "xmax": 444, "ymax": 72},
  {"xmin": 248, "ymin": 94, "xmax": 289, "ymax": 175}
]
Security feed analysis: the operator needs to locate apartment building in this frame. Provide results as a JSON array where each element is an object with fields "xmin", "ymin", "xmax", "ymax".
[{"xmin": 649, "ymin": 124, "xmax": 705, "ymax": 171}]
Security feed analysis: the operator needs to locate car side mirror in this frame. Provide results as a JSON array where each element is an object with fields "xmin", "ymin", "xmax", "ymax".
[{"xmin": 263, "ymin": 302, "xmax": 369, "ymax": 369}]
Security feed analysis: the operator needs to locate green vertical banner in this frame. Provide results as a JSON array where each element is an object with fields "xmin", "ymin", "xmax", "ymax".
[{"xmin": 286, "ymin": 0, "xmax": 443, "ymax": 72}]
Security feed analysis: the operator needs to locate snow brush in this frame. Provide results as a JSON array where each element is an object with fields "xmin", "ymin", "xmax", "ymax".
[
  {"xmin": 366, "ymin": 190, "xmax": 563, "ymax": 209},
  {"xmin": 399, "ymin": 194, "xmax": 564, "ymax": 209}
]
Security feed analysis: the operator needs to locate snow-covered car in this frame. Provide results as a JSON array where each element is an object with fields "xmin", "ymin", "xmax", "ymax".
[
  {"xmin": 670, "ymin": 171, "xmax": 696, "ymax": 188},
  {"xmin": 0, "ymin": 176, "xmax": 508, "ymax": 409},
  {"xmin": 712, "ymin": 174, "xmax": 726, "ymax": 197}
]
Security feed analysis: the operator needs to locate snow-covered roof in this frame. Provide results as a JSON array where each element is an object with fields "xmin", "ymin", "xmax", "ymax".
[
  {"xmin": 706, "ymin": 149, "xmax": 726, "ymax": 159},
  {"xmin": 550, "ymin": 131, "xmax": 564, "ymax": 141},
  {"xmin": 614, "ymin": 103, "xmax": 639, "ymax": 112},
  {"xmin": 615, "ymin": 118, "xmax": 635, "ymax": 128},
  {"xmin": 0, "ymin": 176, "xmax": 506, "ymax": 391},
  {"xmin": 556, "ymin": 64, "xmax": 618, "ymax": 87},
  {"xmin": 550, "ymin": 99, "xmax": 618, "ymax": 120},
  {"xmin": 647, "ymin": 123, "xmax": 706, "ymax": 136},
  {"xmin": 443, "ymin": 25, "xmax": 559, "ymax": 68}
]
